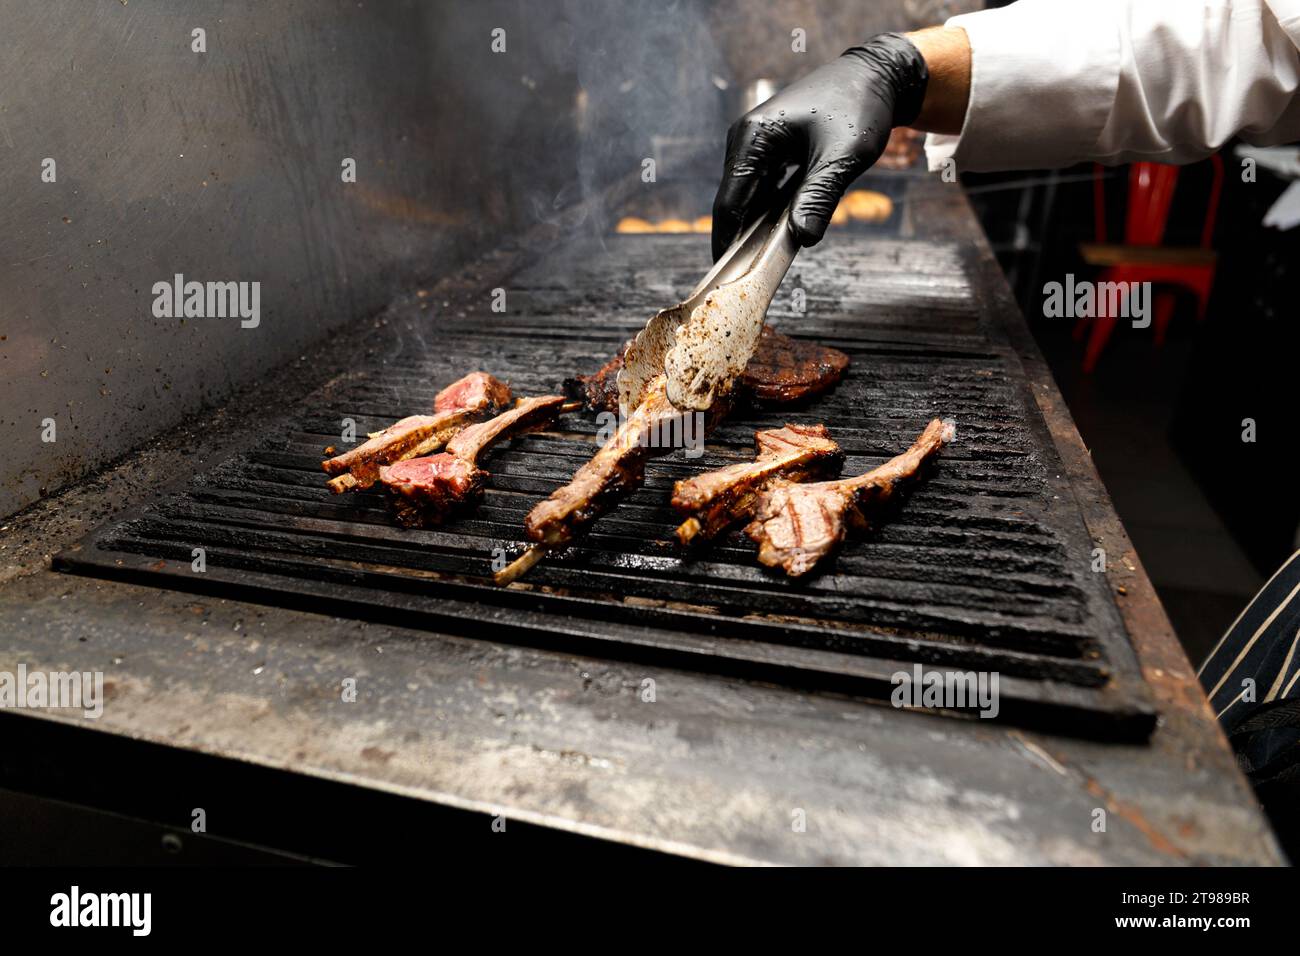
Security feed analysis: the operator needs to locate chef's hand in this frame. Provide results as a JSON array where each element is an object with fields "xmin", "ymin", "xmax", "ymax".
[{"xmin": 711, "ymin": 32, "xmax": 929, "ymax": 259}]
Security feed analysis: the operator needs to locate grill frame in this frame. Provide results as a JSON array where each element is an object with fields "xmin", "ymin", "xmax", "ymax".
[{"xmin": 55, "ymin": 220, "xmax": 1156, "ymax": 739}]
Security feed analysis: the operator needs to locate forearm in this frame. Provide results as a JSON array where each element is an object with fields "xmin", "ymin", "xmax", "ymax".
[
  {"xmin": 904, "ymin": 27, "xmax": 970, "ymax": 136},
  {"xmin": 922, "ymin": 0, "xmax": 1300, "ymax": 173}
]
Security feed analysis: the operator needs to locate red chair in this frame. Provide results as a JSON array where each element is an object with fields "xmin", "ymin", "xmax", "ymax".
[{"xmin": 1074, "ymin": 156, "xmax": 1223, "ymax": 372}]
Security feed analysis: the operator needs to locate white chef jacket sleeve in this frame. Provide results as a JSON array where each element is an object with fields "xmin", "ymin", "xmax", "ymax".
[{"xmin": 924, "ymin": 0, "xmax": 1300, "ymax": 173}]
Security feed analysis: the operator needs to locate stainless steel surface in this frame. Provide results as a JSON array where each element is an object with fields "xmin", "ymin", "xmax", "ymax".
[
  {"xmin": 1, "ymin": 0, "xmax": 450, "ymax": 516},
  {"xmin": 736, "ymin": 78, "xmax": 780, "ymax": 116}
]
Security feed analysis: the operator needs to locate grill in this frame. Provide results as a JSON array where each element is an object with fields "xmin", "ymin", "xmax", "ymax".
[{"xmin": 56, "ymin": 223, "xmax": 1156, "ymax": 739}]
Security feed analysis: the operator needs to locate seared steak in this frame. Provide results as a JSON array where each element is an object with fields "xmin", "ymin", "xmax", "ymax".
[
  {"xmin": 741, "ymin": 327, "xmax": 850, "ymax": 406},
  {"xmin": 322, "ymin": 372, "xmax": 511, "ymax": 492},
  {"xmin": 563, "ymin": 328, "xmax": 849, "ymax": 413},
  {"xmin": 672, "ymin": 424, "xmax": 843, "ymax": 546},
  {"xmin": 380, "ymin": 394, "xmax": 569, "ymax": 528},
  {"xmin": 746, "ymin": 419, "xmax": 954, "ymax": 577}
]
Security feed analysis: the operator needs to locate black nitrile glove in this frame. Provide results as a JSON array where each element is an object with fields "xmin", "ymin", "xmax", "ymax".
[{"xmin": 711, "ymin": 33, "xmax": 928, "ymax": 259}]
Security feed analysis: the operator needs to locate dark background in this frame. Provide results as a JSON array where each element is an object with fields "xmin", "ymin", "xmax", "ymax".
[{"xmin": 969, "ymin": 158, "xmax": 1300, "ymax": 662}]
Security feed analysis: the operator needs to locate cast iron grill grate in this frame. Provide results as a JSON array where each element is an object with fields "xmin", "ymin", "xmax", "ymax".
[{"xmin": 57, "ymin": 233, "xmax": 1155, "ymax": 738}]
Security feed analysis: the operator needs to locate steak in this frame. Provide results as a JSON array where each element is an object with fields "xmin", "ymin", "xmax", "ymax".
[
  {"xmin": 671, "ymin": 424, "xmax": 844, "ymax": 546},
  {"xmin": 741, "ymin": 327, "xmax": 851, "ymax": 405},
  {"xmin": 322, "ymin": 372, "xmax": 511, "ymax": 492},
  {"xmin": 380, "ymin": 394, "xmax": 569, "ymax": 528},
  {"xmin": 746, "ymin": 419, "xmax": 954, "ymax": 577},
  {"xmin": 563, "ymin": 327, "xmax": 849, "ymax": 413}
]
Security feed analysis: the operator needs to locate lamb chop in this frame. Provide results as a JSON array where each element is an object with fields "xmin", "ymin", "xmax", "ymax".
[
  {"xmin": 379, "ymin": 394, "xmax": 572, "ymax": 528},
  {"xmin": 563, "ymin": 343, "xmax": 631, "ymax": 413},
  {"xmin": 563, "ymin": 327, "xmax": 849, "ymax": 413},
  {"xmin": 495, "ymin": 376, "xmax": 727, "ymax": 584},
  {"xmin": 671, "ymin": 424, "xmax": 844, "ymax": 546},
  {"xmin": 501, "ymin": 225, "xmax": 842, "ymax": 585},
  {"xmin": 745, "ymin": 418, "xmax": 955, "ymax": 577},
  {"xmin": 498, "ymin": 340, "xmax": 846, "ymax": 583},
  {"xmin": 321, "ymin": 371, "xmax": 511, "ymax": 493}
]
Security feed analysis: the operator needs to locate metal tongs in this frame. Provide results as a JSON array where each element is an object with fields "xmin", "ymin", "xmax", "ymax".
[{"xmin": 617, "ymin": 186, "xmax": 800, "ymax": 416}]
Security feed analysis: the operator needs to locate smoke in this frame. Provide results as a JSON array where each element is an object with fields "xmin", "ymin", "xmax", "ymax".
[
  {"xmin": 415, "ymin": 0, "xmax": 727, "ymax": 250},
  {"xmin": 570, "ymin": 0, "xmax": 725, "ymax": 215},
  {"xmin": 519, "ymin": 0, "xmax": 728, "ymax": 235}
]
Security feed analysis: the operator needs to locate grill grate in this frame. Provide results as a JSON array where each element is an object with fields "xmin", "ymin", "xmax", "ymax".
[{"xmin": 57, "ymin": 233, "xmax": 1156, "ymax": 738}]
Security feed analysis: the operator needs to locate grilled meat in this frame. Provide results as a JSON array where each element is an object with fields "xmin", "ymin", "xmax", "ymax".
[
  {"xmin": 380, "ymin": 394, "xmax": 569, "ymax": 528},
  {"xmin": 563, "ymin": 327, "xmax": 848, "ymax": 413},
  {"xmin": 323, "ymin": 415, "xmax": 458, "ymax": 492},
  {"xmin": 741, "ymin": 327, "xmax": 850, "ymax": 406},
  {"xmin": 562, "ymin": 341, "xmax": 631, "ymax": 413},
  {"xmin": 434, "ymin": 371, "xmax": 511, "ymax": 414},
  {"xmin": 672, "ymin": 424, "xmax": 843, "ymax": 546},
  {"xmin": 380, "ymin": 453, "xmax": 481, "ymax": 527},
  {"xmin": 321, "ymin": 371, "xmax": 511, "ymax": 492},
  {"xmin": 525, "ymin": 376, "xmax": 726, "ymax": 548},
  {"xmin": 746, "ymin": 419, "xmax": 954, "ymax": 577},
  {"xmin": 506, "ymin": 335, "xmax": 839, "ymax": 584}
]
